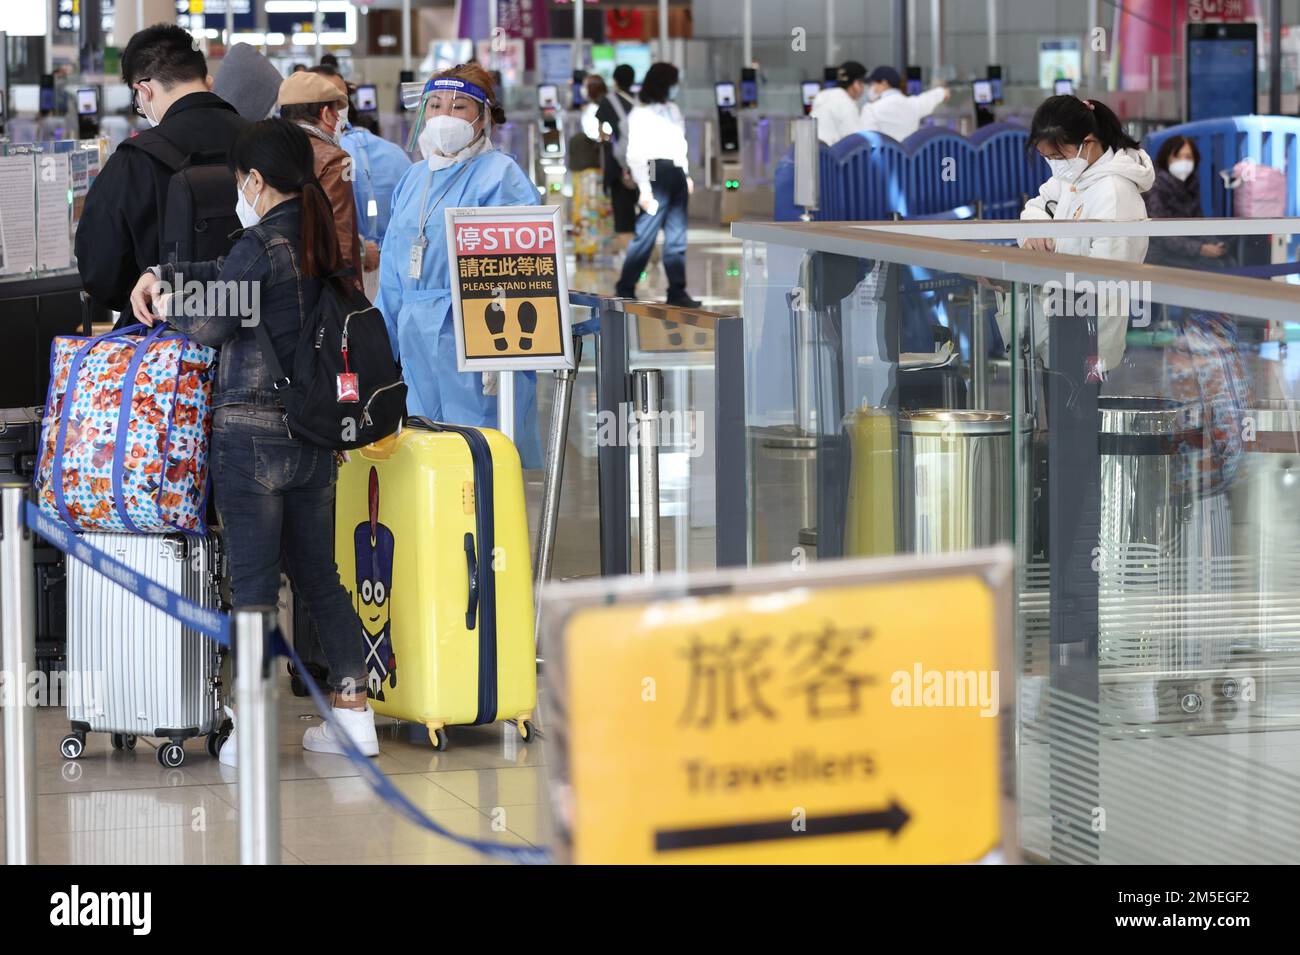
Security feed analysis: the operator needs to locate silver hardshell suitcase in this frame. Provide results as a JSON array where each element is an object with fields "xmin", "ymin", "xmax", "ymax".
[{"xmin": 60, "ymin": 532, "xmax": 230, "ymax": 768}]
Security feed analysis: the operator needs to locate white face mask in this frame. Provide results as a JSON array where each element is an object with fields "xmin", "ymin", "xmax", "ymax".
[
  {"xmin": 865, "ymin": 85, "xmax": 881, "ymax": 102},
  {"xmin": 419, "ymin": 114, "xmax": 477, "ymax": 160},
  {"xmin": 1168, "ymin": 158, "xmax": 1195, "ymax": 182},
  {"xmin": 137, "ymin": 84, "xmax": 162, "ymax": 127},
  {"xmin": 336, "ymin": 105, "xmax": 349, "ymax": 138},
  {"xmin": 236, "ymin": 174, "xmax": 263, "ymax": 229},
  {"xmin": 1047, "ymin": 141, "xmax": 1093, "ymax": 184}
]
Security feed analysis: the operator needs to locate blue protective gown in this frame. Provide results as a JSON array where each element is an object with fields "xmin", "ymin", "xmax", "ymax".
[
  {"xmin": 339, "ymin": 126, "xmax": 412, "ymax": 243},
  {"xmin": 378, "ymin": 148, "xmax": 543, "ymax": 468}
]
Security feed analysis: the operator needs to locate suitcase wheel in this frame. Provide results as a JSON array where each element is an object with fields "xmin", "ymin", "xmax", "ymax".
[
  {"xmin": 429, "ymin": 726, "xmax": 449, "ymax": 751},
  {"xmin": 517, "ymin": 720, "xmax": 537, "ymax": 744},
  {"xmin": 59, "ymin": 733, "xmax": 85, "ymax": 760},
  {"xmin": 110, "ymin": 733, "xmax": 137, "ymax": 752},
  {"xmin": 289, "ymin": 670, "xmax": 309, "ymax": 697},
  {"xmin": 205, "ymin": 727, "xmax": 230, "ymax": 759},
  {"xmin": 157, "ymin": 742, "xmax": 186, "ymax": 768}
]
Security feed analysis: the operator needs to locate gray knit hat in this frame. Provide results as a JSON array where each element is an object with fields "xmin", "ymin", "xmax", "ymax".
[{"xmin": 213, "ymin": 43, "xmax": 284, "ymax": 120}]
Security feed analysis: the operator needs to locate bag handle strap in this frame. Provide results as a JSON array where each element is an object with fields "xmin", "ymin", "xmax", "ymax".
[
  {"xmin": 110, "ymin": 322, "xmax": 173, "ymax": 532},
  {"xmin": 252, "ymin": 317, "xmax": 291, "ymax": 389}
]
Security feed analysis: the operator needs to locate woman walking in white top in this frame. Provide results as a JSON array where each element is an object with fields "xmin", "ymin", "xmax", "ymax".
[{"xmin": 615, "ymin": 62, "xmax": 700, "ymax": 307}]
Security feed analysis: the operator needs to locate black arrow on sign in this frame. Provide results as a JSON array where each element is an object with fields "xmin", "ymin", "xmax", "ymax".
[{"xmin": 653, "ymin": 800, "xmax": 911, "ymax": 852}]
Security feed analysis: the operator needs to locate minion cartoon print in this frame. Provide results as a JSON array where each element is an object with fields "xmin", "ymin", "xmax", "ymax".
[{"xmin": 355, "ymin": 466, "xmax": 397, "ymax": 701}]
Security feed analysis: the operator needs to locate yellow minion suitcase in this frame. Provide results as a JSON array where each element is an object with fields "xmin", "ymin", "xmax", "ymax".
[{"xmin": 334, "ymin": 418, "xmax": 537, "ymax": 750}]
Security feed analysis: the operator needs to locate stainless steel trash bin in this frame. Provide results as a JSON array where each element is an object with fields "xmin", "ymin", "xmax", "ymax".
[
  {"xmin": 1098, "ymin": 396, "xmax": 1232, "ymax": 724},
  {"xmin": 1229, "ymin": 399, "xmax": 1300, "ymax": 655},
  {"xmin": 899, "ymin": 410, "xmax": 1013, "ymax": 554}
]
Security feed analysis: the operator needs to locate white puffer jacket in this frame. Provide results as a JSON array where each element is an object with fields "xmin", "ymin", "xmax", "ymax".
[{"xmin": 1014, "ymin": 146, "xmax": 1156, "ymax": 372}]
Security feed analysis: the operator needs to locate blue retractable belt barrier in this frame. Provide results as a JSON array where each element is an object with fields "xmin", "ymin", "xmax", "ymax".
[
  {"xmin": 1222, "ymin": 260, "xmax": 1300, "ymax": 278},
  {"xmin": 22, "ymin": 498, "xmax": 551, "ymax": 864}
]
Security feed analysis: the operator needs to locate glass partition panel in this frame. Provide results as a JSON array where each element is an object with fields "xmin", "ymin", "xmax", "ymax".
[{"xmin": 735, "ymin": 219, "xmax": 1300, "ymax": 864}]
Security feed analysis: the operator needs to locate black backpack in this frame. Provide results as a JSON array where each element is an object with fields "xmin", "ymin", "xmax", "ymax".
[
  {"xmin": 254, "ymin": 279, "xmax": 407, "ymax": 450},
  {"xmin": 127, "ymin": 133, "xmax": 241, "ymax": 265}
]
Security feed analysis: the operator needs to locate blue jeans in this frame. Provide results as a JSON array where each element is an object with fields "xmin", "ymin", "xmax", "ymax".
[
  {"xmin": 616, "ymin": 160, "xmax": 689, "ymax": 300},
  {"xmin": 212, "ymin": 406, "xmax": 366, "ymax": 694}
]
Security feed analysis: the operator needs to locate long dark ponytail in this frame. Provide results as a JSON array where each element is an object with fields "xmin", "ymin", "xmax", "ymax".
[
  {"xmin": 1027, "ymin": 95, "xmax": 1141, "ymax": 156},
  {"xmin": 230, "ymin": 118, "xmax": 340, "ymax": 280}
]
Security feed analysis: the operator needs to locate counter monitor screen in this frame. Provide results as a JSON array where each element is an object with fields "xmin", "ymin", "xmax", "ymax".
[
  {"xmin": 354, "ymin": 84, "xmax": 377, "ymax": 112},
  {"xmin": 740, "ymin": 68, "xmax": 758, "ymax": 107},
  {"xmin": 906, "ymin": 66, "xmax": 923, "ymax": 95},
  {"xmin": 715, "ymin": 82, "xmax": 737, "ymax": 109},
  {"xmin": 973, "ymin": 80, "xmax": 993, "ymax": 106},
  {"xmin": 1053, "ymin": 78, "xmax": 1074, "ymax": 96},
  {"xmin": 76, "ymin": 88, "xmax": 98, "ymax": 116},
  {"xmin": 801, "ymin": 80, "xmax": 822, "ymax": 107},
  {"xmin": 537, "ymin": 84, "xmax": 560, "ymax": 111},
  {"xmin": 1187, "ymin": 22, "xmax": 1257, "ymax": 121}
]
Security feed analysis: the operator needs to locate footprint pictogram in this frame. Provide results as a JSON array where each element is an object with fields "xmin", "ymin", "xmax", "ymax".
[
  {"xmin": 485, "ymin": 300, "xmax": 509, "ymax": 351},
  {"xmin": 517, "ymin": 300, "xmax": 538, "ymax": 351},
  {"xmin": 663, "ymin": 320, "xmax": 684, "ymax": 347}
]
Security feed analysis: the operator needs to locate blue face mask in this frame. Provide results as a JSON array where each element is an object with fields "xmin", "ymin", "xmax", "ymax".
[{"xmin": 668, "ymin": 85, "xmax": 679, "ymax": 101}]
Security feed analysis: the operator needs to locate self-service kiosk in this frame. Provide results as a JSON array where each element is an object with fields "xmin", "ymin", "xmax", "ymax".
[
  {"xmin": 739, "ymin": 67, "xmax": 758, "ymax": 109},
  {"xmin": 536, "ymin": 82, "xmax": 566, "ymax": 202},
  {"xmin": 972, "ymin": 80, "xmax": 995, "ymax": 129},
  {"xmin": 801, "ymin": 80, "xmax": 821, "ymax": 115},
  {"xmin": 354, "ymin": 83, "xmax": 378, "ymax": 120},
  {"xmin": 76, "ymin": 87, "xmax": 99, "ymax": 138},
  {"xmin": 715, "ymin": 81, "xmax": 742, "ymax": 224}
]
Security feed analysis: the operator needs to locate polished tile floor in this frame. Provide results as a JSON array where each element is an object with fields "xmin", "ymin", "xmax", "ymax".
[{"xmin": 0, "ymin": 228, "xmax": 746, "ymax": 865}]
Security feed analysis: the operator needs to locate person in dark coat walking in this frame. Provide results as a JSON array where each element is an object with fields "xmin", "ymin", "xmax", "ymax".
[
  {"xmin": 1142, "ymin": 135, "xmax": 1229, "ymax": 269},
  {"xmin": 75, "ymin": 24, "xmax": 247, "ymax": 315}
]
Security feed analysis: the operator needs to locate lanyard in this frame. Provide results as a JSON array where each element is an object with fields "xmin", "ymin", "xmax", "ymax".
[{"xmin": 415, "ymin": 155, "xmax": 475, "ymax": 241}]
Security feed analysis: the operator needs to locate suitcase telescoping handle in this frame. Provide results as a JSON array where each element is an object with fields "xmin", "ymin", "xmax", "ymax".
[{"xmin": 463, "ymin": 532, "xmax": 479, "ymax": 629}]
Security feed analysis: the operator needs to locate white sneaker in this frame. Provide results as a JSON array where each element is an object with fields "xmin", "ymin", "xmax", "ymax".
[
  {"xmin": 218, "ymin": 705, "xmax": 238, "ymax": 768},
  {"xmin": 303, "ymin": 704, "xmax": 380, "ymax": 757}
]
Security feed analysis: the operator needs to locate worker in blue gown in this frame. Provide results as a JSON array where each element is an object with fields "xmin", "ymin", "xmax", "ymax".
[{"xmin": 377, "ymin": 65, "xmax": 542, "ymax": 467}]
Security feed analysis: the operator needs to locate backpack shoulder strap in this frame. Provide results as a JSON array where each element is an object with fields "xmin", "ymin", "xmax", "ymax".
[{"xmin": 120, "ymin": 130, "xmax": 190, "ymax": 173}]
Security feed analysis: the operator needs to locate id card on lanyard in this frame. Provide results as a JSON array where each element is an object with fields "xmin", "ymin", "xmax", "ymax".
[{"xmin": 409, "ymin": 160, "xmax": 474, "ymax": 280}]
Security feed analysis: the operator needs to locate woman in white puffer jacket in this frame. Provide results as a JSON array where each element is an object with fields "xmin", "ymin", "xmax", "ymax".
[{"xmin": 1015, "ymin": 95, "xmax": 1155, "ymax": 376}]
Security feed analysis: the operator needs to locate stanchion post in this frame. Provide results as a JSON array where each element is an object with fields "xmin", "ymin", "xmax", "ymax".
[
  {"xmin": 534, "ymin": 337, "xmax": 583, "ymax": 597},
  {"xmin": 632, "ymin": 369, "xmax": 663, "ymax": 576},
  {"xmin": 972, "ymin": 284, "xmax": 988, "ymax": 409},
  {"xmin": 236, "ymin": 609, "xmax": 279, "ymax": 865},
  {"xmin": 1, "ymin": 485, "xmax": 37, "ymax": 864}
]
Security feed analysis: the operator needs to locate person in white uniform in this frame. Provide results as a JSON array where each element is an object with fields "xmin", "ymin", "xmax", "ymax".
[
  {"xmin": 809, "ymin": 61, "xmax": 869, "ymax": 146},
  {"xmin": 859, "ymin": 66, "xmax": 949, "ymax": 142}
]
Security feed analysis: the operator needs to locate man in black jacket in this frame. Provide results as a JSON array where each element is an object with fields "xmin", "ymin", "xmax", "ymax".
[{"xmin": 75, "ymin": 24, "xmax": 247, "ymax": 315}]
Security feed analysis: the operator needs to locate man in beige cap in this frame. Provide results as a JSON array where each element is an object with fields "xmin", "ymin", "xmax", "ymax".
[{"xmin": 277, "ymin": 70, "xmax": 363, "ymax": 290}]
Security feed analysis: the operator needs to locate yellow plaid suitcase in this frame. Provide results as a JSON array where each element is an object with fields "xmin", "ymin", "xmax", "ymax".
[{"xmin": 334, "ymin": 418, "xmax": 537, "ymax": 750}]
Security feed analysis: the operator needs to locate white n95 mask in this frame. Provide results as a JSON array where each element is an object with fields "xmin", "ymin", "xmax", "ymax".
[
  {"xmin": 419, "ymin": 115, "xmax": 476, "ymax": 160},
  {"xmin": 236, "ymin": 174, "xmax": 262, "ymax": 229},
  {"xmin": 1168, "ymin": 158, "xmax": 1195, "ymax": 182}
]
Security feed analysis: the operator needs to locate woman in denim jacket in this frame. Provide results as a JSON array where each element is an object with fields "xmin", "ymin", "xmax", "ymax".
[{"xmin": 129, "ymin": 119, "xmax": 378, "ymax": 764}]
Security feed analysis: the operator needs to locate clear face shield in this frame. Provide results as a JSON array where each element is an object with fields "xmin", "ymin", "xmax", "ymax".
[{"xmin": 402, "ymin": 77, "xmax": 489, "ymax": 153}]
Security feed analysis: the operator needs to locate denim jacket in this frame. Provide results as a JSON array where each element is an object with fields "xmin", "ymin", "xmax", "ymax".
[{"xmin": 159, "ymin": 197, "xmax": 321, "ymax": 411}]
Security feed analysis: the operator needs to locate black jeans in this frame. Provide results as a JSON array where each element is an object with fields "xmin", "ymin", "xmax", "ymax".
[
  {"xmin": 616, "ymin": 160, "xmax": 689, "ymax": 300},
  {"xmin": 212, "ymin": 405, "xmax": 366, "ymax": 694}
]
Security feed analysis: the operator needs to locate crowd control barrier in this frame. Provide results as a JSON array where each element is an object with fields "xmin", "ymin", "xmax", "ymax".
[
  {"xmin": 1, "ymin": 485, "xmax": 551, "ymax": 866},
  {"xmin": 1143, "ymin": 115, "xmax": 1300, "ymax": 218},
  {"xmin": 774, "ymin": 121, "xmax": 1050, "ymax": 222}
]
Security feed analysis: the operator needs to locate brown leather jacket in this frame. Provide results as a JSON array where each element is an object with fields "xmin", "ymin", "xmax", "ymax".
[{"xmin": 303, "ymin": 125, "xmax": 364, "ymax": 291}]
